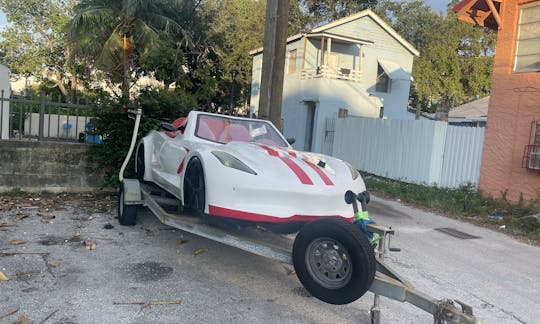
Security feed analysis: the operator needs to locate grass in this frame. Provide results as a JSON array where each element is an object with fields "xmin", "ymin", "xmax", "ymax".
[{"xmin": 363, "ymin": 173, "xmax": 540, "ymax": 244}]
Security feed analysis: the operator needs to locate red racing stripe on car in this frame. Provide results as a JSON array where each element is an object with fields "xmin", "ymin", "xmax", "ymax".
[
  {"xmin": 280, "ymin": 156, "xmax": 313, "ymax": 185},
  {"xmin": 257, "ymin": 144, "xmax": 313, "ymax": 185},
  {"xmin": 302, "ymin": 158, "xmax": 334, "ymax": 186},
  {"xmin": 176, "ymin": 148, "xmax": 190, "ymax": 174},
  {"xmin": 177, "ymin": 159, "xmax": 186, "ymax": 174},
  {"xmin": 208, "ymin": 205, "xmax": 353, "ymax": 223},
  {"xmin": 258, "ymin": 144, "xmax": 279, "ymax": 156}
]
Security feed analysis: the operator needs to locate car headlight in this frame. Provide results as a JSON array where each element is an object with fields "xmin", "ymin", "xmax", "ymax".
[
  {"xmin": 211, "ymin": 151, "xmax": 257, "ymax": 175},
  {"xmin": 344, "ymin": 161, "xmax": 360, "ymax": 180}
]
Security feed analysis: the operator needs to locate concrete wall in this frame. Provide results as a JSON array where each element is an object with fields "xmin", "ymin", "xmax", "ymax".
[
  {"xmin": 479, "ymin": 0, "xmax": 540, "ymax": 202},
  {"xmin": 0, "ymin": 141, "xmax": 104, "ymax": 192}
]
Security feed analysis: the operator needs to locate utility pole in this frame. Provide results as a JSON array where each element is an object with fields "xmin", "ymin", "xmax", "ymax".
[{"xmin": 258, "ymin": 0, "xmax": 290, "ymax": 130}]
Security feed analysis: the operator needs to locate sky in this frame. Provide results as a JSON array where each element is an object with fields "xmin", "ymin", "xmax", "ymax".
[{"xmin": 426, "ymin": 0, "xmax": 452, "ymax": 13}]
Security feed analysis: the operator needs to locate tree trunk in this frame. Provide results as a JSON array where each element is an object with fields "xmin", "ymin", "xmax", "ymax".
[{"xmin": 54, "ymin": 70, "xmax": 69, "ymax": 97}]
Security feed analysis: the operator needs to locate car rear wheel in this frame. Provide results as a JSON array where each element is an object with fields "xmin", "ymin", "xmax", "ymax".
[
  {"xmin": 118, "ymin": 181, "xmax": 137, "ymax": 225},
  {"xmin": 183, "ymin": 157, "xmax": 205, "ymax": 216},
  {"xmin": 136, "ymin": 144, "xmax": 145, "ymax": 182},
  {"xmin": 292, "ymin": 217, "xmax": 376, "ymax": 305}
]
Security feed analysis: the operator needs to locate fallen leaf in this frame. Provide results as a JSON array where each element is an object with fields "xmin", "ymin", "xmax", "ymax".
[
  {"xmin": 283, "ymin": 266, "xmax": 296, "ymax": 276},
  {"xmin": 193, "ymin": 248, "xmax": 208, "ymax": 256},
  {"xmin": 12, "ymin": 314, "xmax": 28, "ymax": 324},
  {"xmin": 0, "ymin": 271, "xmax": 9, "ymax": 281},
  {"xmin": 84, "ymin": 240, "xmax": 96, "ymax": 250},
  {"xmin": 0, "ymin": 223, "xmax": 16, "ymax": 228},
  {"xmin": 176, "ymin": 239, "xmax": 189, "ymax": 246},
  {"xmin": 40, "ymin": 215, "xmax": 56, "ymax": 223},
  {"xmin": 48, "ymin": 260, "xmax": 60, "ymax": 268},
  {"xmin": 9, "ymin": 240, "xmax": 26, "ymax": 246}
]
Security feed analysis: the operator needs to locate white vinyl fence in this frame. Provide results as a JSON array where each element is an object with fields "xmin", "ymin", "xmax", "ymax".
[{"xmin": 330, "ymin": 117, "xmax": 485, "ymax": 188}]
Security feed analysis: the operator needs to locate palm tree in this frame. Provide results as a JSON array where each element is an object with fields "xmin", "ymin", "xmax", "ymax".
[{"xmin": 69, "ymin": 0, "xmax": 185, "ymax": 101}]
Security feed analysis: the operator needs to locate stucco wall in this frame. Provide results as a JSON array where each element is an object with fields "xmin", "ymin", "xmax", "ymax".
[
  {"xmin": 0, "ymin": 141, "xmax": 104, "ymax": 192},
  {"xmin": 479, "ymin": 0, "xmax": 540, "ymax": 202}
]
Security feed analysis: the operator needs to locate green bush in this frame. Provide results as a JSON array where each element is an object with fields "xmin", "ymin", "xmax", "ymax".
[{"xmin": 88, "ymin": 89, "xmax": 196, "ymax": 186}]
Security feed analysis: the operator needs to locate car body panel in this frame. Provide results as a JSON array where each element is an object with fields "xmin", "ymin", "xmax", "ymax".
[{"xmin": 136, "ymin": 111, "xmax": 366, "ymax": 225}]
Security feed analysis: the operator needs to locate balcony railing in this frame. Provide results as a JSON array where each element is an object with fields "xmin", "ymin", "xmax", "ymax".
[
  {"xmin": 523, "ymin": 144, "xmax": 540, "ymax": 171},
  {"xmin": 301, "ymin": 65, "xmax": 361, "ymax": 81}
]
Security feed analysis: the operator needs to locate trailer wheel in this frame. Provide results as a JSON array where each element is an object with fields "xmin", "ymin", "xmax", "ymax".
[
  {"xmin": 136, "ymin": 144, "xmax": 145, "ymax": 182},
  {"xmin": 293, "ymin": 218, "xmax": 376, "ymax": 305},
  {"xmin": 118, "ymin": 182, "xmax": 137, "ymax": 225},
  {"xmin": 183, "ymin": 157, "xmax": 205, "ymax": 216}
]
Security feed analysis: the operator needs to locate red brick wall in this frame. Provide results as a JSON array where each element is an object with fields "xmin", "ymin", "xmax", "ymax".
[{"xmin": 480, "ymin": 0, "xmax": 540, "ymax": 202}]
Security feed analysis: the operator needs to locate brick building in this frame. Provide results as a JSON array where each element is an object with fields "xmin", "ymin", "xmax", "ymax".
[{"xmin": 454, "ymin": 0, "xmax": 540, "ymax": 202}]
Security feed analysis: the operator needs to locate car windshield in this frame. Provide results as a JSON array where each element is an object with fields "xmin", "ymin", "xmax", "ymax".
[{"xmin": 195, "ymin": 114, "xmax": 288, "ymax": 147}]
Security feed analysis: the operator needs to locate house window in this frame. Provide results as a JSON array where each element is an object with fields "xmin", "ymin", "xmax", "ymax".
[
  {"xmin": 375, "ymin": 63, "xmax": 390, "ymax": 93},
  {"xmin": 288, "ymin": 49, "xmax": 297, "ymax": 74},
  {"xmin": 514, "ymin": 4, "xmax": 540, "ymax": 73}
]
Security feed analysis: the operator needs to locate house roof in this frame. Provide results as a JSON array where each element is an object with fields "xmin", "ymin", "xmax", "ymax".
[
  {"xmin": 421, "ymin": 96, "xmax": 489, "ymax": 121},
  {"xmin": 378, "ymin": 59, "xmax": 411, "ymax": 80},
  {"xmin": 250, "ymin": 9, "xmax": 420, "ymax": 56},
  {"xmin": 452, "ymin": 0, "xmax": 502, "ymax": 30},
  {"xmin": 449, "ymin": 96, "xmax": 489, "ymax": 119}
]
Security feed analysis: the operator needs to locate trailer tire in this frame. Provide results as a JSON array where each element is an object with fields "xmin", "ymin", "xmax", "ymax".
[
  {"xmin": 118, "ymin": 182, "xmax": 137, "ymax": 226},
  {"xmin": 293, "ymin": 217, "xmax": 376, "ymax": 305}
]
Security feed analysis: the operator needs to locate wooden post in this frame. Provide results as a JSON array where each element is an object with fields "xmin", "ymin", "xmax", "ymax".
[{"xmin": 258, "ymin": 0, "xmax": 290, "ymax": 130}]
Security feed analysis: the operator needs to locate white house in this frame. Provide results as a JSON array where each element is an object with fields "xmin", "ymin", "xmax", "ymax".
[{"xmin": 250, "ymin": 9, "xmax": 419, "ymax": 152}]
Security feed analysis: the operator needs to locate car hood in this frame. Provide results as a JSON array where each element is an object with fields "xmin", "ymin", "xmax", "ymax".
[{"xmin": 214, "ymin": 142, "xmax": 357, "ymax": 186}]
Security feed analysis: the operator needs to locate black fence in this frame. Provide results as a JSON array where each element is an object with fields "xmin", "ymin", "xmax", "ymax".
[{"xmin": 0, "ymin": 90, "xmax": 101, "ymax": 143}]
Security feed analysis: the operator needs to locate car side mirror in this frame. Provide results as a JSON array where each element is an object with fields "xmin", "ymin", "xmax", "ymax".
[
  {"xmin": 286, "ymin": 138, "xmax": 296, "ymax": 145},
  {"xmin": 160, "ymin": 122, "xmax": 178, "ymax": 132}
]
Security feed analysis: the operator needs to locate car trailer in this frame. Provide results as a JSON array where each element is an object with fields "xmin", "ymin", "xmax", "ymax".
[{"xmin": 118, "ymin": 108, "xmax": 482, "ymax": 324}]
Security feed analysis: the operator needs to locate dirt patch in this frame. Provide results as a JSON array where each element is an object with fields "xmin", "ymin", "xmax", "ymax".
[{"xmin": 127, "ymin": 262, "xmax": 173, "ymax": 282}]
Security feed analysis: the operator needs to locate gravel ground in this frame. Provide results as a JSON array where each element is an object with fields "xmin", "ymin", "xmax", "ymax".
[{"xmin": 1, "ymin": 192, "xmax": 539, "ymax": 324}]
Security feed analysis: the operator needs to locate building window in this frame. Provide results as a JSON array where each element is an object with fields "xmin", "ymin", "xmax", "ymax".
[
  {"xmin": 375, "ymin": 63, "xmax": 390, "ymax": 93},
  {"xmin": 523, "ymin": 121, "xmax": 540, "ymax": 170},
  {"xmin": 288, "ymin": 49, "xmax": 297, "ymax": 74},
  {"xmin": 514, "ymin": 4, "xmax": 540, "ymax": 73}
]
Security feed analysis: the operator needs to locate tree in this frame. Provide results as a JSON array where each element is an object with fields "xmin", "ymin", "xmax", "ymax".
[
  {"xmin": 203, "ymin": 0, "xmax": 267, "ymax": 112},
  {"xmin": 69, "ymin": 0, "xmax": 189, "ymax": 101},
  {"xmin": 0, "ymin": 0, "xmax": 76, "ymax": 97},
  {"xmin": 375, "ymin": 0, "xmax": 495, "ymax": 112},
  {"xmin": 303, "ymin": 0, "xmax": 378, "ymax": 26}
]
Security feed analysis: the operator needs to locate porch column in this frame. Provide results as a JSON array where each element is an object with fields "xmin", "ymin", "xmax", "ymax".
[
  {"xmin": 326, "ymin": 37, "xmax": 332, "ymax": 66},
  {"xmin": 320, "ymin": 36, "xmax": 325, "ymax": 67}
]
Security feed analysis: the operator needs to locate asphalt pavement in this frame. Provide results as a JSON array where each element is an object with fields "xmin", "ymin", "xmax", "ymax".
[{"xmin": 0, "ymin": 193, "xmax": 538, "ymax": 324}]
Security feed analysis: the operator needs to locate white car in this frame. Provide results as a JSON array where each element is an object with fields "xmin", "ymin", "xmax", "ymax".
[
  {"xmin": 118, "ymin": 110, "xmax": 376, "ymax": 305},
  {"xmin": 130, "ymin": 110, "xmax": 369, "ymax": 233}
]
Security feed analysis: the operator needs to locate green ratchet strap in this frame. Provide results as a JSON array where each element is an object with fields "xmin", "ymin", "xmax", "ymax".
[{"xmin": 354, "ymin": 211, "xmax": 370, "ymax": 221}]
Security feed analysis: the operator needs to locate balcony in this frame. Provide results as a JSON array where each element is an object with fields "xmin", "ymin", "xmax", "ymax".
[{"xmin": 301, "ymin": 65, "xmax": 362, "ymax": 82}]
